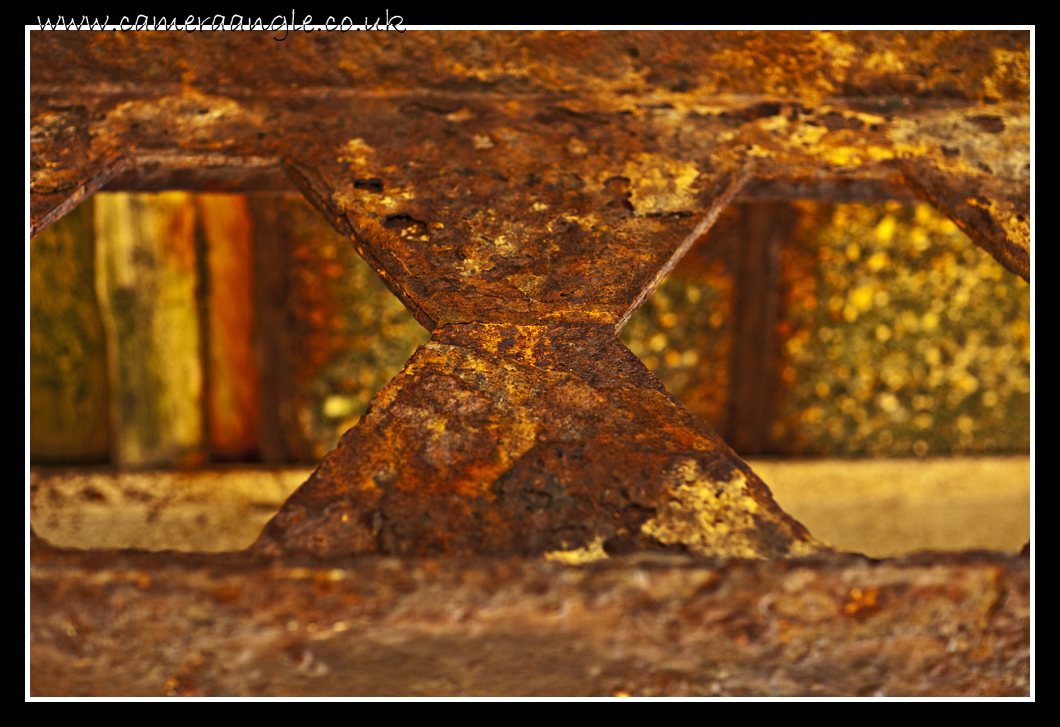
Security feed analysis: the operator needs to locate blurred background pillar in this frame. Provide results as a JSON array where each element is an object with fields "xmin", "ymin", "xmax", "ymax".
[
  {"xmin": 93, "ymin": 192, "xmax": 204, "ymax": 467},
  {"xmin": 726, "ymin": 203, "xmax": 794, "ymax": 455},
  {"xmin": 197, "ymin": 194, "xmax": 260, "ymax": 462},
  {"xmin": 29, "ymin": 199, "xmax": 110, "ymax": 463}
]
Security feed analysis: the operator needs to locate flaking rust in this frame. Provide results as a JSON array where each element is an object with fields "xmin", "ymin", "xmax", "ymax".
[
  {"xmin": 30, "ymin": 30, "xmax": 1030, "ymax": 559},
  {"xmin": 253, "ymin": 323, "xmax": 824, "ymax": 558},
  {"xmin": 261, "ymin": 102, "xmax": 819, "ymax": 557}
]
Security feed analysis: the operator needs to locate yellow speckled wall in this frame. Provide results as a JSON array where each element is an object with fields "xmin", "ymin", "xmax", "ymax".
[
  {"xmin": 620, "ymin": 201, "xmax": 1030, "ymax": 458},
  {"xmin": 776, "ymin": 202, "xmax": 1029, "ymax": 457}
]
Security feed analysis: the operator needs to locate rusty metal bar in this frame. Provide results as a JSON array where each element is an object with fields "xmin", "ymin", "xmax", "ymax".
[
  {"xmin": 30, "ymin": 545, "xmax": 1029, "ymax": 697},
  {"xmin": 29, "ymin": 29, "xmax": 1031, "ymax": 696}
]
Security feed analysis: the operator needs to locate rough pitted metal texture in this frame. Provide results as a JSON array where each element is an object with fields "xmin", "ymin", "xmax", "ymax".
[
  {"xmin": 30, "ymin": 30, "xmax": 1030, "ymax": 554},
  {"xmin": 29, "ymin": 31, "xmax": 1031, "ymax": 694},
  {"xmin": 253, "ymin": 324, "xmax": 823, "ymax": 559},
  {"xmin": 31, "ymin": 32, "xmax": 1029, "ymax": 278},
  {"xmin": 30, "ymin": 545, "xmax": 1029, "ymax": 697}
]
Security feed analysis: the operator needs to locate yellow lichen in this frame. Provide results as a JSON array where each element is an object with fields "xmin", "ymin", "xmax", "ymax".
[
  {"xmin": 560, "ymin": 213, "xmax": 601, "ymax": 230},
  {"xmin": 623, "ymin": 154, "xmax": 700, "ymax": 214},
  {"xmin": 544, "ymin": 535, "xmax": 608, "ymax": 565},
  {"xmin": 641, "ymin": 463, "xmax": 770, "ymax": 559},
  {"xmin": 337, "ymin": 138, "xmax": 376, "ymax": 171},
  {"xmin": 788, "ymin": 123, "xmax": 829, "ymax": 148},
  {"xmin": 864, "ymin": 49, "xmax": 906, "ymax": 74}
]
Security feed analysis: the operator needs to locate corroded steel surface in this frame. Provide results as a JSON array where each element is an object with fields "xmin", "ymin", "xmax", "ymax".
[
  {"xmin": 29, "ymin": 104, "xmax": 128, "ymax": 237},
  {"xmin": 29, "ymin": 545, "xmax": 1029, "ymax": 697},
  {"xmin": 253, "ymin": 324, "xmax": 821, "ymax": 559},
  {"xmin": 31, "ymin": 31, "xmax": 1029, "ymax": 273},
  {"xmin": 30, "ymin": 30, "xmax": 1030, "ymax": 558}
]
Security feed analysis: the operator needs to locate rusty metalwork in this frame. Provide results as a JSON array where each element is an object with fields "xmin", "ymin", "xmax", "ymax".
[
  {"xmin": 29, "ymin": 30, "xmax": 1031, "ymax": 694},
  {"xmin": 30, "ymin": 543, "xmax": 1028, "ymax": 697},
  {"xmin": 252, "ymin": 323, "xmax": 821, "ymax": 558}
]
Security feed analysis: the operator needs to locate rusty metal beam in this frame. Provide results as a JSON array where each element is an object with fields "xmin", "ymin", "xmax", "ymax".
[
  {"xmin": 29, "ymin": 30, "xmax": 1032, "ymax": 695},
  {"xmin": 251, "ymin": 322, "xmax": 822, "ymax": 559},
  {"xmin": 97, "ymin": 166, "xmax": 922, "ymax": 203},
  {"xmin": 30, "ymin": 544, "xmax": 1029, "ymax": 697},
  {"xmin": 28, "ymin": 29, "xmax": 1032, "ymax": 556},
  {"xmin": 31, "ymin": 32, "xmax": 1030, "ymax": 280},
  {"xmin": 29, "ymin": 101, "xmax": 129, "ymax": 237}
]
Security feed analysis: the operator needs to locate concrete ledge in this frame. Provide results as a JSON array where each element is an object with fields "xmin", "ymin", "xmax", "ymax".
[
  {"xmin": 30, "ymin": 458, "xmax": 1030, "ymax": 557},
  {"xmin": 752, "ymin": 457, "xmax": 1031, "ymax": 557},
  {"xmin": 29, "ymin": 467, "xmax": 314, "ymax": 552}
]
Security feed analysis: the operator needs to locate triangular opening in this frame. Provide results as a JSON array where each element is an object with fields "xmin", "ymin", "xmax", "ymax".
[
  {"xmin": 30, "ymin": 191, "xmax": 429, "ymax": 551},
  {"xmin": 620, "ymin": 199, "xmax": 1030, "ymax": 557},
  {"xmin": 774, "ymin": 200, "xmax": 1029, "ymax": 458}
]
